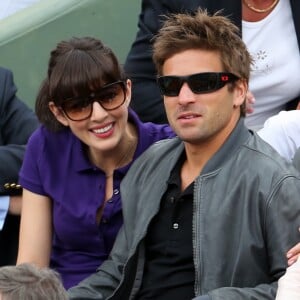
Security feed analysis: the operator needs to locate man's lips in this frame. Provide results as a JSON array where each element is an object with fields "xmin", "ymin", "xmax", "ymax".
[{"xmin": 178, "ymin": 112, "xmax": 202, "ymax": 120}]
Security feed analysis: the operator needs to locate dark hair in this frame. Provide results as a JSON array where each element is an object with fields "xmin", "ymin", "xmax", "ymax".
[
  {"xmin": 0, "ymin": 263, "xmax": 68, "ymax": 300},
  {"xmin": 35, "ymin": 36, "xmax": 126, "ymax": 131},
  {"xmin": 153, "ymin": 9, "xmax": 252, "ymax": 116}
]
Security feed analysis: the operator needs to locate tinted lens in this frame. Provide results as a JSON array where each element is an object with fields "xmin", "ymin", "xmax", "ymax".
[
  {"xmin": 60, "ymin": 81, "xmax": 126, "ymax": 121},
  {"xmin": 189, "ymin": 73, "xmax": 220, "ymax": 93},
  {"xmin": 158, "ymin": 73, "xmax": 238, "ymax": 96},
  {"xmin": 94, "ymin": 82, "xmax": 126, "ymax": 110},
  {"xmin": 61, "ymin": 97, "xmax": 92, "ymax": 121},
  {"xmin": 157, "ymin": 76, "xmax": 182, "ymax": 97}
]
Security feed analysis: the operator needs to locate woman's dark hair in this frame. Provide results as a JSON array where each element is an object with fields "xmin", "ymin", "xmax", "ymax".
[{"xmin": 35, "ymin": 36, "xmax": 126, "ymax": 131}]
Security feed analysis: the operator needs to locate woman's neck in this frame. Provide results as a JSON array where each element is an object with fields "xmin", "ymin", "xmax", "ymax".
[
  {"xmin": 242, "ymin": 0, "xmax": 279, "ymax": 22},
  {"xmin": 88, "ymin": 122, "xmax": 138, "ymax": 176}
]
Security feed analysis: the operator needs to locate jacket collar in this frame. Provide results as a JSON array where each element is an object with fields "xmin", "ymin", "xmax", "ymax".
[
  {"xmin": 201, "ymin": 117, "xmax": 251, "ymax": 174},
  {"xmin": 153, "ymin": 118, "xmax": 251, "ymax": 178}
]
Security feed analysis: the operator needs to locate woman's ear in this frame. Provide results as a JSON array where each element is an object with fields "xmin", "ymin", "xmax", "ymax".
[
  {"xmin": 125, "ymin": 79, "xmax": 132, "ymax": 107},
  {"xmin": 48, "ymin": 102, "xmax": 69, "ymax": 127}
]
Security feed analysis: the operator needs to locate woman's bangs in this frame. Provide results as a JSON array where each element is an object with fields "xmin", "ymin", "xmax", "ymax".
[
  {"xmin": 50, "ymin": 49, "xmax": 123, "ymax": 104},
  {"xmin": 87, "ymin": 53, "xmax": 123, "ymax": 90}
]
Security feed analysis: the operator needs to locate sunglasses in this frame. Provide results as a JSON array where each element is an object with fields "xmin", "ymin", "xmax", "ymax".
[
  {"xmin": 60, "ymin": 81, "xmax": 127, "ymax": 121},
  {"xmin": 157, "ymin": 72, "xmax": 239, "ymax": 97}
]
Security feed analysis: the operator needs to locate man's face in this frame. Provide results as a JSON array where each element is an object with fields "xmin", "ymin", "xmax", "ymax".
[{"xmin": 162, "ymin": 49, "xmax": 245, "ymax": 145}]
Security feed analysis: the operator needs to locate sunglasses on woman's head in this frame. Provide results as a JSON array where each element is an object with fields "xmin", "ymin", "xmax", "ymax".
[
  {"xmin": 157, "ymin": 72, "xmax": 239, "ymax": 97},
  {"xmin": 59, "ymin": 81, "xmax": 127, "ymax": 121}
]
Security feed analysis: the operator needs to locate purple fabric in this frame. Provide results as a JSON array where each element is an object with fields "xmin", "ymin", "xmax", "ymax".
[{"xmin": 19, "ymin": 110, "xmax": 174, "ymax": 288}]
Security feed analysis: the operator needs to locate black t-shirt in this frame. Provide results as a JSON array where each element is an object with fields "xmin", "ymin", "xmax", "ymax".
[{"xmin": 136, "ymin": 154, "xmax": 195, "ymax": 299}]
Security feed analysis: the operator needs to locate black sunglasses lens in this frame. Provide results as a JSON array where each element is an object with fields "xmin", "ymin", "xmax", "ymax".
[
  {"xmin": 158, "ymin": 77, "xmax": 182, "ymax": 96},
  {"xmin": 158, "ymin": 73, "xmax": 236, "ymax": 96},
  {"xmin": 188, "ymin": 73, "xmax": 220, "ymax": 93}
]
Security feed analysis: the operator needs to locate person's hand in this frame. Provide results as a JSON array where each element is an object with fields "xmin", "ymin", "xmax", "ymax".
[
  {"xmin": 245, "ymin": 91, "xmax": 255, "ymax": 114},
  {"xmin": 276, "ymin": 257, "xmax": 300, "ymax": 300},
  {"xmin": 8, "ymin": 195, "xmax": 22, "ymax": 215},
  {"xmin": 287, "ymin": 228, "xmax": 300, "ymax": 266}
]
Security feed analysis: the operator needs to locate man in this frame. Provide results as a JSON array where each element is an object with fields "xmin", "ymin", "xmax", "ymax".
[
  {"xmin": 0, "ymin": 263, "xmax": 68, "ymax": 299},
  {"xmin": 0, "ymin": 67, "xmax": 38, "ymax": 265},
  {"xmin": 68, "ymin": 10, "xmax": 300, "ymax": 299},
  {"xmin": 124, "ymin": 0, "xmax": 300, "ymax": 130}
]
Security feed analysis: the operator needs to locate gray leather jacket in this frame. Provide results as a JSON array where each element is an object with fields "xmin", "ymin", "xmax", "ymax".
[{"xmin": 69, "ymin": 119, "xmax": 300, "ymax": 300}]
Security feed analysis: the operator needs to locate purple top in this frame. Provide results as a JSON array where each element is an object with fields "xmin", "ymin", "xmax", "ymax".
[{"xmin": 19, "ymin": 110, "xmax": 174, "ymax": 289}]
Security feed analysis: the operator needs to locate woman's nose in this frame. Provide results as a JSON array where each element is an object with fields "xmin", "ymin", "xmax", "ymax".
[{"xmin": 90, "ymin": 101, "xmax": 108, "ymax": 120}]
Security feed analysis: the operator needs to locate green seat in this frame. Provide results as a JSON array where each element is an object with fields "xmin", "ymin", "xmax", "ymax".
[{"xmin": 0, "ymin": 0, "xmax": 140, "ymax": 108}]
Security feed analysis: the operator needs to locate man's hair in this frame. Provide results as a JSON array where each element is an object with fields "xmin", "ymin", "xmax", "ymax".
[
  {"xmin": 153, "ymin": 9, "xmax": 252, "ymax": 115},
  {"xmin": 0, "ymin": 263, "xmax": 68, "ymax": 300}
]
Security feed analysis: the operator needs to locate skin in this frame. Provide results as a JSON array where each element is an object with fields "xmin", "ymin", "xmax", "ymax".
[
  {"xmin": 17, "ymin": 80, "xmax": 137, "ymax": 267},
  {"xmin": 162, "ymin": 49, "xmax": 246, "ymax": 190},
  {"xmin": 242, "ymin": 0, "xmax": 279, "ymax": 22},
  {"xmin": 8, "ymin": 195, "xmax": 22, "ymax": 215}
]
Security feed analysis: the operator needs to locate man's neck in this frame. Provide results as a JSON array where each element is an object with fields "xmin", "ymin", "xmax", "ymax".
[{"xmin": 180, "ymin": 117, "xmax": 240, "ymax": 190}]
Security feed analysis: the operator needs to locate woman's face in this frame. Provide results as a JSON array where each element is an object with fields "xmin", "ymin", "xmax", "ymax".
[{"xmin": 49, "ymin": 79, "xmax": 132, "ymax": 155}]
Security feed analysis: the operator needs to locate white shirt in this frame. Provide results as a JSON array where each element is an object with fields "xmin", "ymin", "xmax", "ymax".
[
  {"xmin": 243, "ymin": 0, "xmax": 300, "ymax": 131},
  {"xmin": 258, "ymin": 110, "xmax": 300, "ymax": 162}
]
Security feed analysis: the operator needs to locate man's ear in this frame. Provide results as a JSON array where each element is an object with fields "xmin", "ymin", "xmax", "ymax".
[
  {"xmin": 233, "ymin": 79, "xmax": 248, "ymax": 107},
  {"xmin": 48, "ymin": 102, "xmax": 69, "ymax": 127}
]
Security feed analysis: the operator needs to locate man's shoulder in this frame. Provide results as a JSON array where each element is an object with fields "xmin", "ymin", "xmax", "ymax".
[
  {"xmin": 244, "ymin": 133, "xmax": 300, "ymax": 175},
  {"xmin": 124, "ymin": 137, "xmax": 182, "ymax": 181},
  {"xmin": 292, "ymin": 147, "xmax": 300, "ymax": 171},
  {"xmin": 141, "ymin": 136, "xmax": 181, "ymax": 156},
  {"xmin": 28, "ymin": 126, "xmax": 73, "ymax": 152}
]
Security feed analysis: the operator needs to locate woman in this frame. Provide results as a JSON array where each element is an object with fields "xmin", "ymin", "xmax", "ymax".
[{"xmin": 16, "ymin": 36, "xmax": 174, "ymax": 289}]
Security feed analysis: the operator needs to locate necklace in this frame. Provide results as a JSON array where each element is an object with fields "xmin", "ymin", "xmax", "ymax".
[
  {"xmin": 243, "ymin": 0, "xmax": 279, "ymax": 13},
  {"xmin": 105, "ymin": 136, "xmax": 137, "ymax": 178}
]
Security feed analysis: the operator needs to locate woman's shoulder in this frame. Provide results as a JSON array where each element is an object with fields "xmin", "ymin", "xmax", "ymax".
[{"xmin": 28, "ymin": 126, "xmax": 74, "ymax": 151}]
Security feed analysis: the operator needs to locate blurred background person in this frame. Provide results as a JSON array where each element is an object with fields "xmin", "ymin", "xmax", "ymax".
[
  {"xmin": 0, "ymin": 66, "xmax": 38, "ymax": 266},
  {"xmin": 0, "ymin": 263, "xmax": 68, "ymax": 300}
]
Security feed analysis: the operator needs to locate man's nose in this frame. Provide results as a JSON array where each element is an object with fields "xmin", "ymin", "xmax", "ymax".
[{"xmin": 177, "ymin": 82, "xmax": 197, "ymax": 104}]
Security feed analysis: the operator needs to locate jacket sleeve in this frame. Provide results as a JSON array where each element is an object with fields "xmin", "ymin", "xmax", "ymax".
[
  {"xmin": 68, "ymin": 225, "xmax": 130, "ymax": 299},
  {"xmin": 0, "ymin": 68, "xmax": 39, "ymax": 195},
  {"xmin": 203, "ymin": 175, "xmax": 300, "ymax": 300},
  {"xmin": 292, "ymin": 147, "xmax": 300, "ymax": 171}
]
